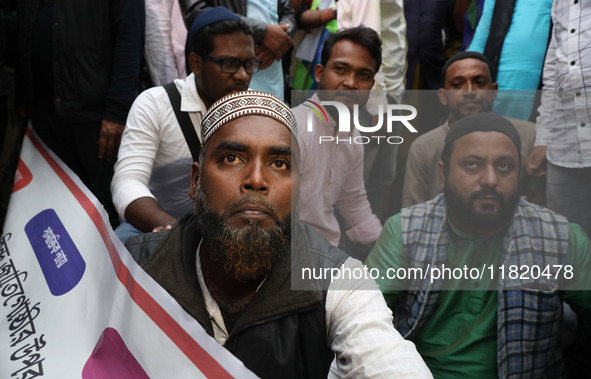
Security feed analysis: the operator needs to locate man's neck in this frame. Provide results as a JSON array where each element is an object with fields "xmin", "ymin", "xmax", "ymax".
[
  {"xmin": 314, "ymin": 92, "xmax": 360, "ymax": 135},
  {"xmin": 448, "ymin": 111, "xmax": 494, "ymax": 127},
  {"xmin": 448, "ymin": 113, "xmax": 458, "ymax": 127},
  {"xmin": 195, "ymin": 80, "xmax": 212, "ymax": 109},
  {"xmin": 446, "ymin": 212, "xmax": 508, "ymax": 239},
  {"xmin": 198, "ymin": 93, "xmax": 212, "ymax": 110}
]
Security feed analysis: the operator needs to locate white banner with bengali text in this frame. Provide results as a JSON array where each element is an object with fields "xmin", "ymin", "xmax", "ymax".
[{"xmin": 0, "ymin": 128, "xmax": 257, "ymax": 378}]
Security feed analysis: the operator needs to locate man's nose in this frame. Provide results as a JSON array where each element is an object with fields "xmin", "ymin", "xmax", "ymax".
[
  {"xmin": 241, "ymin": 160, "xmax": 269, "ymax": 194},
  {"xmin": 464, "ymin": 82, "xmax": 476, "ymax": 93},
  {"xmin": 343, "ymin": 73, "xmax": 359, "ymax": 89},
  {"xmin": 479, "ymin": 165, "xmax": 498, "ymax": 188},
  {"xmin": 233, "ymin": 63, "xmax": 250, "ymax": 81}
]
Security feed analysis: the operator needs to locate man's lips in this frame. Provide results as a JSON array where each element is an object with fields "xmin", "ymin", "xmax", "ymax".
[
  {"xmin": 334, "ymin": 91, "xmax": 358, "ymax": 100},
  {"xmin": 238, "ymin": 209, "xmax": 267, "ymax": 216},
  {"xmin": 232, "ymin": 203, "xmax": 273, "ymax": 217},
  {"xmin": 228, "ymin": 85, "xmax": 248, "ymax": 93},
  {"xmin": 459, "ymin": 99, "xmax": 482, "ymax": 106},
  {"xmin": 475, "ymin": 194, "xmax": 500, "ymax": 203}
]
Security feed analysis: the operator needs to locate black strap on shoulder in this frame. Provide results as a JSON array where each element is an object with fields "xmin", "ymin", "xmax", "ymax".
[
  {"xmin": 482, "ymin": 0, "xmax": 517, "ymax": 75},
  {"xmin": 163, "ymin": 82, "xmax": 201, "ymax": 162}
]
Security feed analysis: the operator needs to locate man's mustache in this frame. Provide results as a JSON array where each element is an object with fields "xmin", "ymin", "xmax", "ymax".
[
  {"xmin": 469, "ymin": 187, "xmax": 505, "ymax": 203},
  {"xmin": 224, "ymin": 194, "xmax": 281, "ymax": 223},
  {"xmin": 457, "ymin": 98, "xmax": 483, "ymax": 107}
]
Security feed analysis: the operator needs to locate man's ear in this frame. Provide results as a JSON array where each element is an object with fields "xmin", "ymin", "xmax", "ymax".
[
  {"xmin": 314, "ymin": 64, "xmax": 324, "ymax": 84},
  {"xmin": 188, "ymin": 52, "xmax": 201, "ymax": 76},
  {"xmin": 437, "ymin": 160, "xmax": 446, "ymax": 190},
  {"xmin": 437, "ymin": 88, "xmax": 447, "ymax": 106},
  {"xmin": 189, "ymin": 162, "xmax": 200, "ymax": 199},
  {"xmin": 491, "ymin": 82, "xmax": 499, "ymax": 101}
]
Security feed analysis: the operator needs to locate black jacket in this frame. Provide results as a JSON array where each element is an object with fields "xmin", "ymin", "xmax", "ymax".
[
  {"xmin": 16, "ymin": 0, "xmax": 145, "ymax": 124},
  {"xmin": 126, "ymin": 215, "xmax": 349, "ymax": 378}
]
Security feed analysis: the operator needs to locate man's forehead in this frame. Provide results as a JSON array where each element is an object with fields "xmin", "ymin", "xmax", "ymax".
[
  {"xmin": 211, "ymin": 31, "xmax": 253, "ymax": 48},
  {"xmin": 445, "ymin": 58, "xmax": 491, "ymax": 80},
  {"xmin": 453, "ymin": 131, "xmax": 519, "ymax": 157},
  {"xmin": 204, "ymin": 117, "xmax": 298, "ymax": 162},
  {"xmin": 210, "ymin": 116, "xmax": 293, "ymax": 146},
  {"xmin": 444, "ymin": 113, "xmax": 521, "ymax": 153},
  {"xmin": 329, "ymin": 40, "xmax": 377, "ymax": 70}
]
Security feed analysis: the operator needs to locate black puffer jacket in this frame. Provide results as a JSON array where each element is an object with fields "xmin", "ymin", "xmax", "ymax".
[{"xmin": 126, "ymin": 215, "xmax": 349, "ymax": 378}]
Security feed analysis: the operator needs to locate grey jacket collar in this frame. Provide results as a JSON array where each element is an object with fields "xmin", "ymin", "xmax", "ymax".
[{"xmin": 141, "ymin": 214, "xmax": 323, "ymax": 338}]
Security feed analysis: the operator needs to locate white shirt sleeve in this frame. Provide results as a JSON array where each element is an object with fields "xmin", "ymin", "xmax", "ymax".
[
  {"xmin": 112, "ymin": 88, "xmax": 164, "ymax": 220},
  {"xmin": 325, "ymin": 257, "xmax": 432, "ymax": 378}
]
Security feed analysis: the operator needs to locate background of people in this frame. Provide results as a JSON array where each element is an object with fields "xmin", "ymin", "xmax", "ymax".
[{"xmin": 0, "ymin": 0, "xmax": 587, "ymax": 255}]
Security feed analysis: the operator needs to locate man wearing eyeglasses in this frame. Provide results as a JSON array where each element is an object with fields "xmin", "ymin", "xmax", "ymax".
[{"xmin": 111, "ymin": 7, "xmax": 260, "ymax": 242}]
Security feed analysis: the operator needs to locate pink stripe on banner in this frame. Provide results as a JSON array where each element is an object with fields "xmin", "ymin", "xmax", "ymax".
[
  {"xmin": 26, "ymin": 129, "xmax": 233, "ymax": 378},
  {"xmin": 82, "ymin": 328, "xmax": 149, "ymax": 379}
]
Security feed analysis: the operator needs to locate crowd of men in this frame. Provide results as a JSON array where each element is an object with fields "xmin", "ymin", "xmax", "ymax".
[{"xmin": 2, "ymin": 0, "xmax": 591, "ymax": 377}]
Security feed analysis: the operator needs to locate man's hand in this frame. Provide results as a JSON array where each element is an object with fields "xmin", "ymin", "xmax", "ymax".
[
  {"xmin": 263, "ymin": 24, "xmax": 293, "ymax": 59},
  {"xmin": 256, "ymin": 46, "xmax": 276, "ymax": 70},
  {"xmin": 98, "ymin": 120, "xmax": 125, "ymax": 160},
  {"xmin": 124, "ymin": 197, "xmax": 177, "ymax": 233},
  {"xmin": 152, "ymin": 224, "xmax": 173, "ymax": 233},
  {"xmin": 526, "ymin": 145, "xmax": 548, "ymax": 177}
]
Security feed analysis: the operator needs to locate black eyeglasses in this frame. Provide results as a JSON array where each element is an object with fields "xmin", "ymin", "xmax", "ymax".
[{"xmin": 201, "ymin": 55, "xmax": 262, "ymax": 74}]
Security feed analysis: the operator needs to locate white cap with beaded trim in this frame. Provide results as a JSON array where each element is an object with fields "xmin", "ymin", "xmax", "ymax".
[{"xmin": 201, "ymin": 90, "xmax": 298, "ymax": 144}]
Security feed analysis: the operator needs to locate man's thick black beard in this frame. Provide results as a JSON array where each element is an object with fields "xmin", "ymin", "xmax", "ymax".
[
  {"xmin": 444, "ymin": 183, "xmax": 520, "ymax": 232},
  {"xmin": 192, "ymin": 188, "xmax": 291, "ymax": 281}
]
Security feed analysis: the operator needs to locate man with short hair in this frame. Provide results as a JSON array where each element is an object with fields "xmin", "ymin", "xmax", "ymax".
[
  {"xmin": 111, "ymin": 7, "xmax": 259, "ymax": 242},
  {"xmin": 126, "ymin": 91, "xmax": 432, "ymax": 378},
  {"xmin": 402, "ymin": 51, "xmax": 541, "ymax": 208},
  {"xmin": 180, "ymin": 0, "xmax": 296, "ymax": 100},
  {"xmin": 291, "ymin": 27, "xmax": 383, "ymax": 255},
  {"xmin": 367, "ymin": 113, "xmax": 591, "ymax": 377}
]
